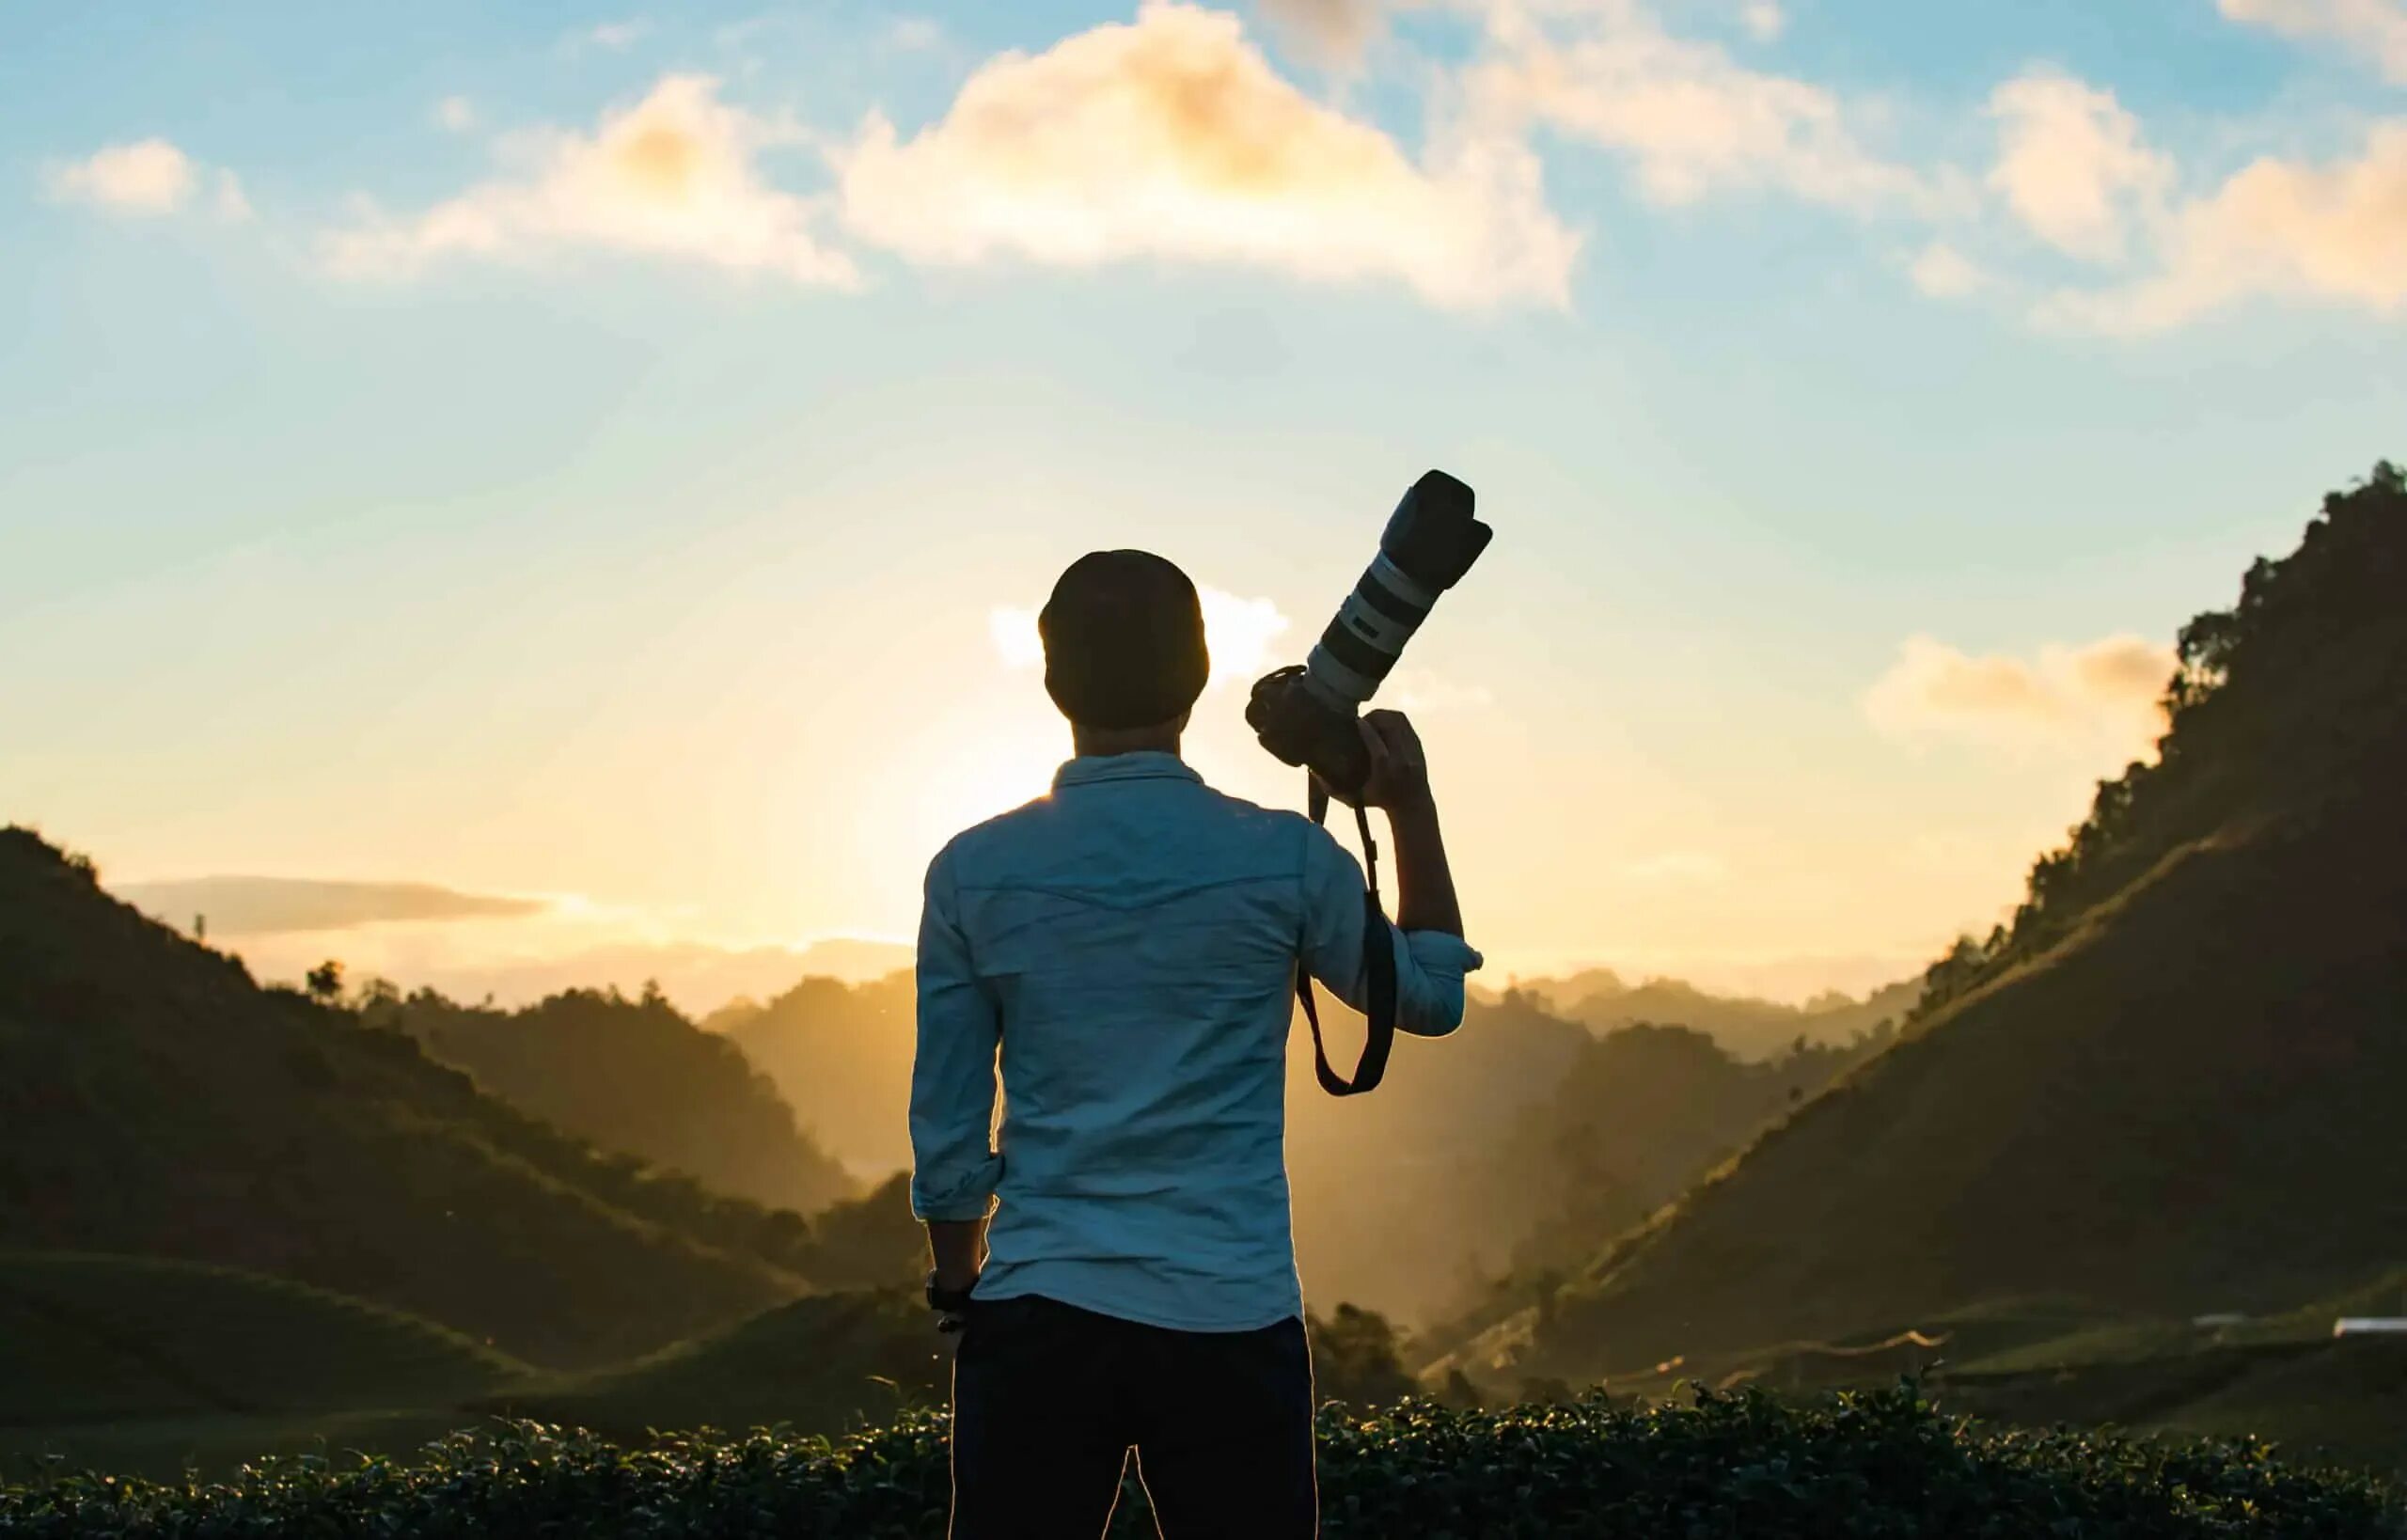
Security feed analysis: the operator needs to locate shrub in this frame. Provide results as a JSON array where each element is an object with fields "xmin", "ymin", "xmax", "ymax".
[{"xmin": 3, "ymin": 1384, "xmax": 2399, "ymax": 1539}]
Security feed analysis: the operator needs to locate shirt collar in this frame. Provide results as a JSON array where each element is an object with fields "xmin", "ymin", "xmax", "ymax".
[{"xmin": 1052, "ymin": 751, "xmax": 1204, "ymax": 791}]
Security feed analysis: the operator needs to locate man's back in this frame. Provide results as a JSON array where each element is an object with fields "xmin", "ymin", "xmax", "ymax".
[
  {"xmin": 909, "ymin": 546, "xmax": 1475, "ymax": 1537},
  {"xmin": 911, "ymin": 750, "xmax": 1477, "ymax": 1331}
]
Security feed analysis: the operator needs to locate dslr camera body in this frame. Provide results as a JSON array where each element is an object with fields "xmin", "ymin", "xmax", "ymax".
[{"xmin": 1247, "ymin": 470, "xmax": 1491, "ymax": 796}]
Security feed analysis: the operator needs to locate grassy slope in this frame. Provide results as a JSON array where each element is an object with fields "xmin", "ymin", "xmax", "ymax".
[
  {"xmin": 1486, "ymin": 814, "xmax": 2407, "ymax": 1383},
  {"xmin": 385, "ymin": 989, "xmax": 856, "ymax": 1215},
  {"xmin": 0, "ymin": 1252, "xmax": 527, "ymax": 1426},
  {"xmin": 0, "ymin": 829, "xmax": 807, "ymax": 1368}
]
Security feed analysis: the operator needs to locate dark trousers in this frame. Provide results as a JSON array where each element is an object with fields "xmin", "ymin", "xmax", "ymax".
[{"xmin": 950, "ymin": 1294, "xmax": 1317, "ymax": 1539}]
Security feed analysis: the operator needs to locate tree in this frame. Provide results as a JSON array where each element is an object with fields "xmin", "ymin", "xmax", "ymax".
[{"xmin": 305, "ymin": 959, "xmax": 345, "ymax": 1005}]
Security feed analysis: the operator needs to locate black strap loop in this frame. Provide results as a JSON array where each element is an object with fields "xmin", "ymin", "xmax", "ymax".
[{"xmin": 1298, "ymin": 775, "xmax": 1398, "ymax": 1096}]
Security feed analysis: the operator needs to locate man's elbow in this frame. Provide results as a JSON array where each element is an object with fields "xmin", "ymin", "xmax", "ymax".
[
  {"xmin": 1398, "ymin": 985, "xmax": 1467, "ymax": 1039},
  {"xmin": 908, "ymin": 1148, "xmax": 1002, "ymax": 1222}
]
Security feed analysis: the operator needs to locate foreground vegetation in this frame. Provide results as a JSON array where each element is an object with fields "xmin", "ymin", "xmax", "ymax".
[{"xmin": 5, "ymin": 1385, "xmax": 2399, "ymax": 1539}]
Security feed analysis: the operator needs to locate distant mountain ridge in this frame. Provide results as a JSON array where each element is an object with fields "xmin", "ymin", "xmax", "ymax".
[
  {"xmin": 1517, "ymin": 968, "xmax": 1918, "ymax": 1060},
  {"xmin": 1455, "ymin": 463, "xmax": 2407, "ymax": 1387}
]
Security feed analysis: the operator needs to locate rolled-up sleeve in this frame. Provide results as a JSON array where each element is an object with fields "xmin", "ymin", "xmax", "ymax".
[
  {"xmin": 1300, "ymin": 824, "xmax": 1483, "ymax": 1038},
  {"xmin": 908, "ymin": 849, "xmax": 1003, "ymax": 1221}
]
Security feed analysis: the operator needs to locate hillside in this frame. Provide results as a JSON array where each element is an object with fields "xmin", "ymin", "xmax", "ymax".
[
  {"xmin": 1457, "ymin": 464, "xmax": 2407, "ymax": 1387},
  {"xmin": 719, "ymin": 964, "xmax": 1887, "ymax": 1327},
  {"xmin": 0, "ymin": 830, "xmax": 817, "ymax": 1367},
  {"xmin": 372, "ymin": 986, "xmax": 854, "ymax": 1215},
  {"xmin": 716, "ymin": 974, "xmax": 918, "ymax": 1180},
  {"xmin": 0, "ymin": 1251, "xmax": 528, "ymax": 1428}
]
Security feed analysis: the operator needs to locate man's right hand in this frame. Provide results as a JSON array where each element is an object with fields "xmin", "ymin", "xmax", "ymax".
[{"xmin": 1355, "ymin": 710, "xmax": 1434, "ymax": 814}]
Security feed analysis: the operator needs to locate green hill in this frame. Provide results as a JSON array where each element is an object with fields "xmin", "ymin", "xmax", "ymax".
[
  {"xmin": 371, "ymin": 985, "xmax": 854, "ymax": 1215},
  {"xmin": 0, "ymin": 831, "xmax": 823, "ymax": 1367},
  {"xmin": 0, "ymin": 1251, "xmax": 527, "ymax": 1428},
  {"xmin": 489, "ymin": 1289, "xmax": 948, "ymax": 1440},
  {"xmin": 716, "ymin": 974, "xmax": 918, "ymax": 1180},
  {"xmin": 1460, "ymin": 464, "xmax": 2407, "ymax": 1391}
]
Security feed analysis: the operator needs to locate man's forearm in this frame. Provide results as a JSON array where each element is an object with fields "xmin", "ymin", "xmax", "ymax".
[
  {"xmin": 1386, "ymin": 794, "xmax": 1463, "ymax": 937},
  {"xmin": 926, "ymin": 1218, "xmax": 988, "ymax": 1290}
]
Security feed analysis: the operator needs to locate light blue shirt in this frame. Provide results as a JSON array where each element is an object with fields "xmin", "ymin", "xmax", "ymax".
[{"xmin": 909, "ymin": 751, "xmax": 1483, "ymax": 1332}]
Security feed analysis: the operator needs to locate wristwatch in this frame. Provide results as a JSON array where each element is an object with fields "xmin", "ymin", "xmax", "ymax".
[{"xmin": 926, "ymin": 1268, "xmax": 977, "ymax": 1329}]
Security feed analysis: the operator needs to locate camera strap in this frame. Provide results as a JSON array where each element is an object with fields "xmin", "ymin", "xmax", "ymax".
[{"xmin": 1298, "ymin": 776, "xmax": 1398, "ymax": 1097}]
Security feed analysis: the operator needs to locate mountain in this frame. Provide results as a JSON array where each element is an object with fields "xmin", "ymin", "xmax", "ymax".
[
  {"xmin": 1290, "ymin": 995, "xmax": 1892, "ymax": 1328},
  {"xmin": 370, "ymin": 985, "xmax": 855, "ymax": 1215},
  {"xmin": 1455, "ymin": 463, "xmax": 2407, "ymax": 1387},
  {"xmin": 717, "ymin": 966, "xmax": 1892, "ymax": 1328},
  {"xmin": 0, "ymin": 828, "xmax": 828, "ymax": 1367},
  {"xmin": 716, "ymin": 974, "xmax": 919, "ymax": 1181},
  {"xmin": 0, "ymin": 1250, "xmax": 528, "ymax": 1427},
  {"xmin": 1516, "ymin": 968, "xmax": 1919, "ymax": 1060}
]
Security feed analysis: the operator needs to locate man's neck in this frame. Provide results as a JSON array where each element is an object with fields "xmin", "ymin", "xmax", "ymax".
[{"xmin": 1071, "ymin": 725, "xmax": 1184, "ymax": 759}]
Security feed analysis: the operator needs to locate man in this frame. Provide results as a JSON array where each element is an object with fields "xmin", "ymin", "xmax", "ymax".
[{"xmin": 910, "ymin": 549, "xmax": 1480, "ymax": 1538}]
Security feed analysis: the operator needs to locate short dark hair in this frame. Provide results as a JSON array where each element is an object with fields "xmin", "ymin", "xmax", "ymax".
[{"xmin": 1038, "ymin": 550, "xmax": 1209, "ymax": 729}]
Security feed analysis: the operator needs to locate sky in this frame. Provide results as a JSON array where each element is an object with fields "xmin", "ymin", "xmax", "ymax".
[{"xmin": 3, "ymin": 0, "xmax": 2403, "ymax": 1009}]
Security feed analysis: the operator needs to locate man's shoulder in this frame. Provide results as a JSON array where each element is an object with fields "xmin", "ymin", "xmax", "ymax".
[
  {"xmin": 1193, "ymin": 784, "xmax": 1327, "ymax": 842},
  {"xmin": 930, "ymin": 794, "xmax": 1059, "ymax": 872},
  {"xmin": 932, "ymin": 781, "xmax": 1327, "ymax": 877}
]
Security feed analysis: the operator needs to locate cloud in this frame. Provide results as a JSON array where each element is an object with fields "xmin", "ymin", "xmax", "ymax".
[
  {"xmin": 1469, "ymin": 0, "xmax": 1946, "ymax": 214},
  {"xmin": 581, "ymin": 18, "xmax": 651, "ymax": 53},
  {"xmin": 434, "ymin": 95, "xmax": 477, "ymax": 133},
  {"xmin": 2038, "ymin": 120, "xmax": 2407, "ymax": 331},
  {"xmin": 212, "ymin": 169, "xmax": 253, "ymax": 223},
  {"xmin": 1258, "ymin": 0, "xmax": 1389, "ymax": 65},
  {"xmin": 834, "ymin": 1, "xmax": 1576, "ymax": 309},
  {"xmin": 990, "ymin": 584, "xmax": 1292, "ymax": 690},
  {"xmin": 1908, "ymin": 240, "xmax": 1987, "ymax": 297},
  {"xmin": 117, "ymin": 876, "xmax": 546, "ymax": 936},
  {"xmin": 44, "ymin": 138, "xmax": 198, "ymax": 214},
  {"xmin": 323, "ymin": 74, "xmax": 856, "ymax": 286},
  {"xmin": 1864, "ymin": 633, "xmax": 2177, "ymax": 751},
  {"xmin": 1740, "ymin": 2, "xmax": 1786, "ymax": 43},
  {"xmin": 1986, "ymin": 68, "xmax": 2170, "ymax": 261},
  {"xmin": 2220, "ymin": 0, "xmax": 2407, "ymax": 84}
]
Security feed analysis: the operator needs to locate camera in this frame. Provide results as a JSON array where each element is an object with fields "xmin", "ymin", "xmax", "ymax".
[{"xmin": 1247, "ymin": 470, "xmax": 1490, "ymax": 795}]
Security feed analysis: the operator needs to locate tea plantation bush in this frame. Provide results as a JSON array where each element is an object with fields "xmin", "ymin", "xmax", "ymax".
[{"xmin": 5, "ymin": 1386, "xmax": 2399, "ymax": 1539}]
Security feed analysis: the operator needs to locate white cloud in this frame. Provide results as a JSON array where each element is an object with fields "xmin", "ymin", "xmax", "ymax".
[
  {"xmin": 323, "ymin": 74, "xmax": 857, "ymax": 287},
  {"xmin": 1864, "ymin": 633, "xmax": 2176, "ymax": 752},
  {"xmin": 1259, "ymin": 0, "xmax": 1389, "ymax": 65},
  {"xmin": 212, "ymin": 169, "xmax": 253, "ymax": 223},
  {"xmin": 583, "ymin": 18, "xmax": 650, "ymax": 53},
  {"xmin": 1195, "ymin": 586, "xmax": 1293, "ymax": 684},
  {"xmin": 888, "ymin": 16, "xmax": 946, "ymax": 52},
  {"xmin": 990, "ymin": 584, "xmax": 1292, "ymax": 690},
  {"xmin": 45, "ymin": 138, "xmax": 197, "ymax": 214},
  {"xmin": 434, "ymin": 96, "xmax": 478, "ymax": 134},
  {"xmin": 834, "ymin": 1, "xmax": 1577, "ymax": 310},
  {"xmin": 1740, "ymin": 1, "xmax": 1786, "ymax": 43},
  {"xmin": 2039, "ymin": 120, "xmax": 2407, "ymax": 332},
  {"xmin": 1986, "ymin": 68, "xmax": 2170, "ymax": 261},
  {"xmin": 1908, "ymin": 240, "xmax": 1987, "ymax": 297},
  {"xmin": 2220, "ymin": 0, "xmax": 2407, "ymax": 84},
  {"xmin": 1469, "ymin": 0, "xmax": 1945, "ymax": 214}
]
